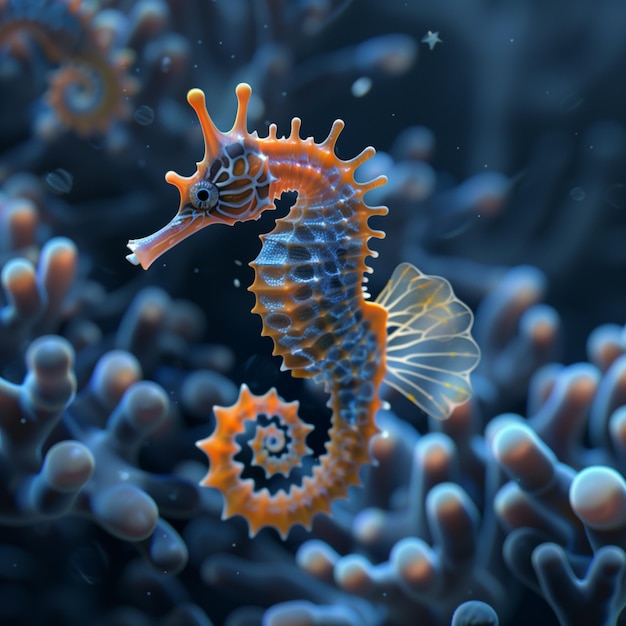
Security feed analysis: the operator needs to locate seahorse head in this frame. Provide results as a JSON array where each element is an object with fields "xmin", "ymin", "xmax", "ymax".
[{"xmin": 127, "ymin": 84, "xmax": 275, "ymax": 269}]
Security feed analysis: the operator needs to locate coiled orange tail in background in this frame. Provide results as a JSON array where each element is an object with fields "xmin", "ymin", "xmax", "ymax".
[{"xmin": 0, "ymin": 0, "xmax": 138, "ymax": 136}]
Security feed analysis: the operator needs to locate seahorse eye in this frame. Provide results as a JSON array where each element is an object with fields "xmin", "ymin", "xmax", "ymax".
[{"xmin": 189, "ymin": 181, "xmax": 219, "ymax": 211}]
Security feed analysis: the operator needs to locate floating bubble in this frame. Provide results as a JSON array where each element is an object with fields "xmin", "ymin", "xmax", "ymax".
[
  {"xmin": 44, "ymin": 169, "xmax": 73, "ymax": 195},
  {"xmin": 569, "ymin": 186, "xmax": 585, "ymax": 201},
  {"xmin": 134, "ymin": 105, "xmax": 155, "ymax": 126}
]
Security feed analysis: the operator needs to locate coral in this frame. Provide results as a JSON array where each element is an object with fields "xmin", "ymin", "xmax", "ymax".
[
  {"xmin": 492, "ymin": 357, "xmax": 626, "ymax": 625},
  {"xmin": 0, "ymin": 334, "xmax": 197, "ymax": 571}
]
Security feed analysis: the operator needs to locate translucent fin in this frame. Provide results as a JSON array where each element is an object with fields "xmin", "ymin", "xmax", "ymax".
[{"xmin": 375, "ymin": 263, "xmax": 480, "ymax": 420}]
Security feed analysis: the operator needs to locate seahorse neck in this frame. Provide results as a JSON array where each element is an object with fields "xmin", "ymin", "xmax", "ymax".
[{"xmin": 264, "ymin": 138, "xmax": 345, "ymax": 201}]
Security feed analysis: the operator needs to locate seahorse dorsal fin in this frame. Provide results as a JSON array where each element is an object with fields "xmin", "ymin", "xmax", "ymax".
[{"xmin": 375, "ymin": 263, "xmax": 480, "ymax": 420}]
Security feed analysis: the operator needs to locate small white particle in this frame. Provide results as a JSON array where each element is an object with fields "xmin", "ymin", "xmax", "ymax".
[
  {"xmin": 421, "ymin": 31, "xmax": 442, "ymax": 50},
  {"xmin": 351, "ymin": 76, "xmax": 372, "ymax": 98}
]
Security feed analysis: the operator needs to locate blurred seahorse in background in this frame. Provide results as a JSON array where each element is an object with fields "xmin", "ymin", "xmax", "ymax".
[
  {"xmin": 126, "ymin": 83, "xmax": 481, "ymax": 538},
  {"xmin": 0, "ymin": 0, "xmax": 137, "ymax": 135}
]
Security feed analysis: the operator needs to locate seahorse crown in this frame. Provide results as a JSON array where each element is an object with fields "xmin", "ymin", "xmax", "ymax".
[
  {"xmin": 127, "ymin": 85, "xmax": 276, "ymax": 269},
  {"xmin": 166, "ymin": 87, "xmax": 275, "ymax": 221}
]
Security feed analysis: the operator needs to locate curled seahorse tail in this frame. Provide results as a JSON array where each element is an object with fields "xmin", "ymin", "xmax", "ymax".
[{"xmin": 196, "ymin": 381, "xmax": 382, "ymax": 539}]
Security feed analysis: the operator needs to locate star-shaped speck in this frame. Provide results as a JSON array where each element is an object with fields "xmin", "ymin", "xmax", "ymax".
[{"xmin": 422, "ymin": 31, "xmax": 442, "ymax": 50}]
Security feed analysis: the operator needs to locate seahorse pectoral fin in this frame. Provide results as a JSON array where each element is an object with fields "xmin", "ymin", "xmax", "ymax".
[{"xmin": 375, "ymin": 262, "xmax": 481, "ymax": 420}]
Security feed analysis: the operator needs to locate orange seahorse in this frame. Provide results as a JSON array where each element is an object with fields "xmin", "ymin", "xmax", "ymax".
[
  {"xmin": 0, "ymin": 0, "xmax": 137, "ymax": 135},
  {"xmin": 126, "ymin": 84, "xmax": 480, "ymax": 538}
]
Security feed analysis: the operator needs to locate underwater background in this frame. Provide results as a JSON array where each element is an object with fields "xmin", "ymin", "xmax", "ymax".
[{"xmin": 1, "ymin": 0, "xmax": 626, "ymax": 624}]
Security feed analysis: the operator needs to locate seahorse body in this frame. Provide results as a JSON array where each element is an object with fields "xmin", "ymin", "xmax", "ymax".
[
  {"xmin": 0, "ymin": 0, "xmax": 136, "ymax": 135},
  {"xmin": 126, "ymin": 84, "xmax": 480, "ymax": 537}
]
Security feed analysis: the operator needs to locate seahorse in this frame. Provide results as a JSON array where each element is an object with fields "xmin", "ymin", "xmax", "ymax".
[
  {"xmin": 0, "ymin": 0, "xmax": 137, "ymax": 135},
  {"xmin": 126, "ymin": 83, "xmax": 480, "ymax": 538}
]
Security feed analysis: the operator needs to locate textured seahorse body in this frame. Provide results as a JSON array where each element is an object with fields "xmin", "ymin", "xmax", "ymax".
[
  {"xmin": 126, "ymin": 83, "xmax": 480, "ymax": 537},
  {"xmin": 250, "ymin": 130, "xmax": 386, "ymax": 381}
]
